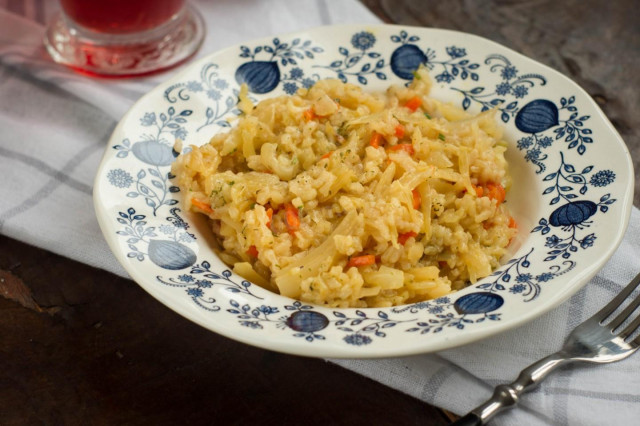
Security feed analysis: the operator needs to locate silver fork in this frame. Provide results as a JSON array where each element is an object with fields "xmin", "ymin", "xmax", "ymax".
[{"xmin": 452, "ymin": 271, "xmax": 640, "ymax": 426}]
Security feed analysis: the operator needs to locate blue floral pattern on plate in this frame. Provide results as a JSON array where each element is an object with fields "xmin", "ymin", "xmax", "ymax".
[
  {"xmin": 234, "ymin": 37, "xmax": 323, "ymax": 94},
  {"xmin": 93, "ymin": 25, "xmax": 632, "ymax": 357},
  {"xmin": 452, "ymin": 54, "xmax": 546, "ymax": 123},
  {"xmin": 314, "ymin": 30, "xmax": 386, "ymax": 85},
  {"xmin": 164, "ymin": 63, "xmax": 240, "ymax": 131}
]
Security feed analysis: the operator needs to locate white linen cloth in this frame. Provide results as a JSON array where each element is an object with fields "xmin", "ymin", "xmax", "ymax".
[{"xmin": 1, "ymin": 2, "xmax": 639, "ymax": 425}]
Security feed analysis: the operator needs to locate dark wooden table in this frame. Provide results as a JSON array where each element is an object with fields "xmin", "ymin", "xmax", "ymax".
[{"xmin": 2, "ymin": 1, "xmax": 637, "ymax": 425}]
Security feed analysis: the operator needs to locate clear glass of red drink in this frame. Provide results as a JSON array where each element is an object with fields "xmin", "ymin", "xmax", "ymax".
[{"xmin": 44, "ymin": 0, "xmax": 205, "ymax": 77}]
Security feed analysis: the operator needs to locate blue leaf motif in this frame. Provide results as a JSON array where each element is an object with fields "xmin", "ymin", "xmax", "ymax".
[
  {"xmin": 148, "ymin": 240, "xmax": 197, "ymax": 270},
  {"xmin": 515, "ymin": 99, "xmax": 559, "ymax": 134},
  {"xmin": 235, "ymin": 61, "xmax": 280, "ymax": 94},
  {"xmin": 454, "ymin": 293, "xmax": 504, "ymax": 314}
]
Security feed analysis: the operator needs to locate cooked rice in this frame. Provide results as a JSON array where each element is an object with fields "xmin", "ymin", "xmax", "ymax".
[{"xmin": 171, "ymin": 68, "xmax": 516, "ymax": 308}]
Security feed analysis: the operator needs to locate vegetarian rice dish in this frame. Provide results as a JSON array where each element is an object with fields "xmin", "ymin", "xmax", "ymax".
[{"xmin": 171, "ymin": 68, "xmax": 517, "ymax": 308}]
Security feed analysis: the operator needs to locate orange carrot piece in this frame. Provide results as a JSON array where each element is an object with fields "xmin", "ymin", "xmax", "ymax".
[
  {"xmin": 405, "ymin": 96, "xmax": 422, "ymax": 112},
  {"xmin": 412, "ymin": 189, "xmax": 421, "ymax": 210},
  {"xmin": 285, "ymin": 203, "xmax": 300, "ymax": 232},
  {"xmin": 370, "ymin": 132, "xmax": 383, "ymax": 148},
  {"xmin": 486, "ymin": 183, "xmax": 506, "ymax": 205},
  {"xmin": 394, "ymin": 124, "xmax": 405, "ymax": 138},
  {"xmin": 471, "ymin": 184, "xmax": 484, "ymax": 197},
  {"xmin": 303, "ymin": 108, "xmax": 316, "ymax": 121},
  {"xmin": 191, "ymin": 198, "xmax": 213, "ymax": 214},
  {"xmin": 266, "ymin": 208, "xmax": 273, "ymax": 229},
  {"xmin": 398, "ymin": 231, "xmax": 418, "ymax": 245},
  {"xmin": 321, "ymin": 150, "xmax": 334, "ymax": 160},
  {"xmin": 247, "ymin": 245, "xmax": 259, "ymax": 258},
  {"xmin": 389, "ymin": 143, "xmax": 415, "ymax": 156},
  {"xmin": 347, "ymin": 254, "xmax": 376, "ymax": 268}
]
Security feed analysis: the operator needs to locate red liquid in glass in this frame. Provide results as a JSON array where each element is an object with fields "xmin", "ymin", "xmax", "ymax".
[{"xmin": 60, "ymin": 0, "xmax": 186, "ymax": 34}]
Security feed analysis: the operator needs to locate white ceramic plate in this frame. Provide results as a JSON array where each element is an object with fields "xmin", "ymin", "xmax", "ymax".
[{"xmin": 94, "ymin": 24, "xmax": 633, "ymax": 358}]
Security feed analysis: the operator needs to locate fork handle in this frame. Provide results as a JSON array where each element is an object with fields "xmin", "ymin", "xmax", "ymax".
[{"xmin": 451, "ymin": 352, "xmax": 570, "ymax": 425}]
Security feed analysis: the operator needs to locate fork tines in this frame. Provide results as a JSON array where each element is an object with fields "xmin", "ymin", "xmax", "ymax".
[{"xmin": 596, "ymin": 272, "xmax": 640, "ymax": 340}]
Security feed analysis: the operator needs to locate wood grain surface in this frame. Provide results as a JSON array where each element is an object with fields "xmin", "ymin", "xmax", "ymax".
[{"xmin": 1, "ymin": 1, "xmax": 637, "ymax": 425}]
